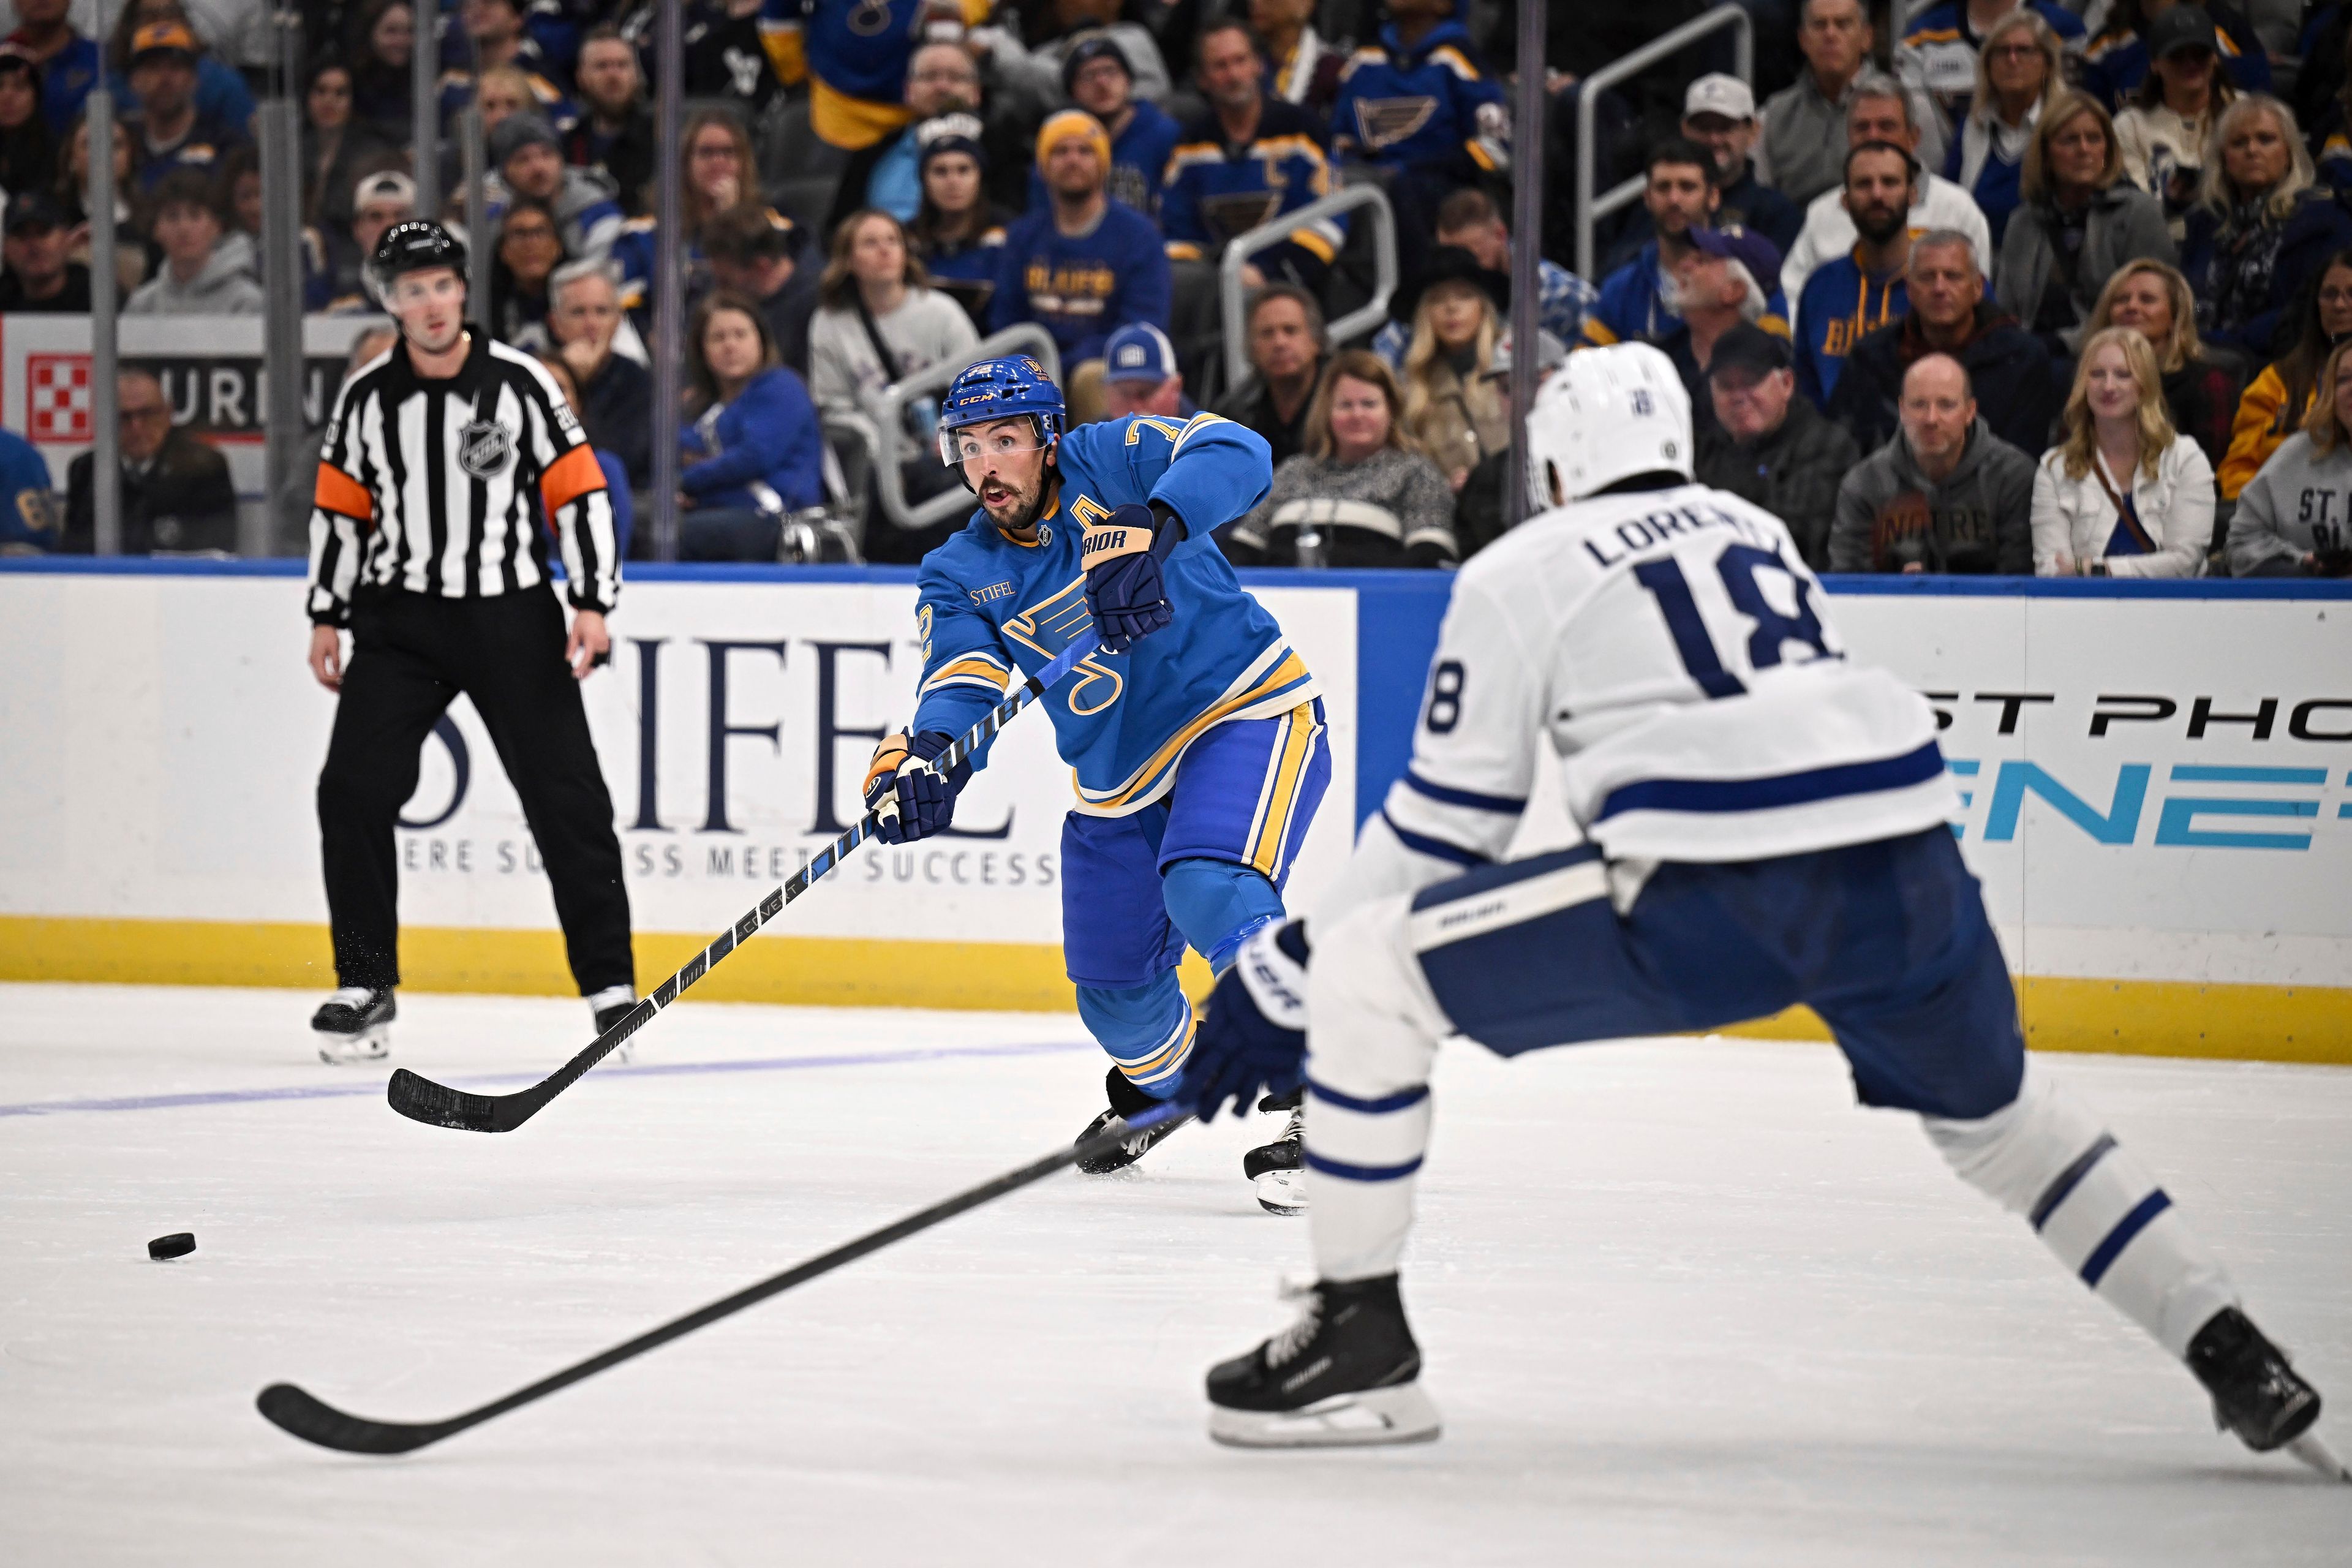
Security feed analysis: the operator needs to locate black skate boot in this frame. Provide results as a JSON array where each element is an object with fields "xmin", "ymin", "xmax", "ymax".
[
  {"xmin": 1206, "ymin": 1273, "xmax": 1441, "ymax": 1447},
  {"xmin": 1075, "ymin": 1065, "xmax": 1182, "ymax": 1174},
  {"xmin": 2186, "ymin": 1307, "xmax": 2332, "ymax": 1468},
  {"xmin": 311, "ymin": 986, "xmax": 394, "ymax": 1065},
  {"xmin": 1243, "ymin": 1088, "xmax": 1306, "ymax": 1216},
  {"xmin": 587, "ymin": 985, "xmax": 640, "ymax": 1063}
]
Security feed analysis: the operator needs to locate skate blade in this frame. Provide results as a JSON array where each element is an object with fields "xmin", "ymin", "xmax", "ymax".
[
  {"xmin": 1253, "ymin": 1168, "xmax": 1308, "ymax": 1217},
  {"xmin": 2287, "ymin": 1430, "xmax": 2352, "ymax": 1483},
  {"xmin": 315, "ymin": 1027, "xmax": 389, "ymax": 1065},
  {"xmin": 1208, "ymin": 1382, "xmax": 1442, "ymax": 1449}
]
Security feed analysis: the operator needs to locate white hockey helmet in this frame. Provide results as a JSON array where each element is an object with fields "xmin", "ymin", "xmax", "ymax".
[{"xmin": 1523, "ymin": 342, "xmax": 1694, "ymax": 510}]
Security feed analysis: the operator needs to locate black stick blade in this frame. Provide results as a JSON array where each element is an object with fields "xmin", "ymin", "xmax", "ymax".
[
  {"xmin": 256, "ymin": 1383, "xmax": 459, "ymax": 1455},
  {"xmin": 385, "ymin": 1068, "xmax": 506, "ymax": 1133}
]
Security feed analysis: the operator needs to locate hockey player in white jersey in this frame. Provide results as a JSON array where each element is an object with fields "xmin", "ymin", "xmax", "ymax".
[{"xmin": 1170, "ymin": 343, "xmax": 2343, "ymax": 1474}]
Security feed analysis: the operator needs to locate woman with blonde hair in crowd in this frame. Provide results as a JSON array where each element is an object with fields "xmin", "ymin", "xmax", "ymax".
[
  {"xmin": 1223, "ymin": 350, "xmax": 1455, "ymax": 568},
  {"xmin": 1395, "ymin": 247, "xmax": 1507, "ymax": 492},
  {"xmin": 1992, "ymin": 92, "xmax": 2173, "ymax": 353},
  {"xmin": 1946, "ymin": 10, "xmax": 2067, "ymax": 246},
  {"xmin": 2030, "ymin": 324, "xmax": 2213, "ymax": 576},
  {"xmin": 2180, "ymin": 94, "xmax": 2352, "ymax": 354},
  {"xmin": 2083, "ymin": 258, "xmax": 2242, "ymax": 466},
  {"xmin": 2228, "ymin": 337, "xmax": 2352, "ymax": 576}
]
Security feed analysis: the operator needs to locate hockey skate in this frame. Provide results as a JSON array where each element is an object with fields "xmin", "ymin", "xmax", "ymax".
[
  {"xmin": 1206, "ymin": 1273, "xmax": 1441, "ymax": 1447},
  {"xmin": 1243, "ymin": 1089, "xmax": 1306, "ymax": 1215},
  {"xmin": 2185, "ymin": 1307, "xmax": 2349, "ymax": 1480},
  {"xmin": 312, "ymin": 986, "xmax": 394, "ymax": 1064},
  {"xmin": 588, "ymin": 986, "xmax": 639, "ymax": 1065},
  {"xmin": 1075, "ymin": 1065, "xmax": 1182, "ymax": 1174}
]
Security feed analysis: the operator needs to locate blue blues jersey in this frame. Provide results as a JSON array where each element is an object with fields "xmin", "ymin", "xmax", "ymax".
[
  {"xmin": 129, "ymin": 111, "xmax": 248, "ymax": 191},
  {"xmin": 26, "ymin": 33, "xmax": 98, "ymax": 134},
  {"xmin": 1159, "ymin": 99, "xmax": 1343, "ymax": 281},
  {"xmin": 760, "ymin": 0, "xmax": 922, "ymax": 102},
  {"xmin": 1028, "ymin": 100, "xmax": 1183, "ymax": 218},
  {"xmin": 1795, "ymin": 252, "xmax": 1909, "ymax": 407},
  {"xmin": 910, "ymin": 413, "xmax": 1317, "ymax": 815},
  {"xmin": 1330, "ymin": 20, "xmax": 1507, "ymax": 175},
  {"xmin": 761, "ymin": 0, "xmax": 987, "ymax": 146}
]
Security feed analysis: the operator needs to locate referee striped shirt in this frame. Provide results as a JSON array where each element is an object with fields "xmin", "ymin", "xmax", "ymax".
[{"xmin": 306, "ymin": 334, "xmax": 619, "ymax": 625}]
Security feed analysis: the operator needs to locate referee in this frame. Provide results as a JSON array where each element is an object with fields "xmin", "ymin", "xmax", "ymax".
[{"xmin": 303, "ymin": 220, "xmax": 635, "ymax": 1063}]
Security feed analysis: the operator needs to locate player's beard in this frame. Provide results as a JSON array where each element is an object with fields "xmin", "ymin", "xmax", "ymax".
[{"xmin": 980, "ymin": 463, "xmax": 1055, "ymax": 537}]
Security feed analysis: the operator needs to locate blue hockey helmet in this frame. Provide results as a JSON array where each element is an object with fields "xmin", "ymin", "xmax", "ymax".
[{"xmin": 937, "ymin": 355, "xmax": 1066, "ymax": 467}]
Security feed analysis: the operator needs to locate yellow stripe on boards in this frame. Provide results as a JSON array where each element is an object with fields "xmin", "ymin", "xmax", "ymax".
[
  {"xmin": 2, "ymin": 917, "xmax": 2348, "ymax": 1065},
  {"xmin": 1707, "ymin": 975, "xmax": 2352, "ymax": 1067},
  {"xmin": 0, "ymin": 916, "xmax": 1077, "ymax": 1014}
]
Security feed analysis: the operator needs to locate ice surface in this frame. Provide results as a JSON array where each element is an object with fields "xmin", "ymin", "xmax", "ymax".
[{"xmin": 3, "ymin": 983, "xmax": 2346, "ymax": 1566}]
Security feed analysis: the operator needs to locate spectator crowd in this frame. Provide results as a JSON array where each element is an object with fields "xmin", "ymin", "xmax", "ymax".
[{"xmin": 0, "ymin": 0, "xmax": 2348, "ymax": 580}]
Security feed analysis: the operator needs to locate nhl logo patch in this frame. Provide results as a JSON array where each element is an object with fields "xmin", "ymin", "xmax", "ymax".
[{"xmin": 458, "ymin": 420, "xmax": 513, "ymax": 479}]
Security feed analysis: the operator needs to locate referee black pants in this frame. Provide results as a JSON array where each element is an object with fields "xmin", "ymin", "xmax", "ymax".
[{"xmin": 317, "ymin": 587, "xmax": 633, "ymax": 995}]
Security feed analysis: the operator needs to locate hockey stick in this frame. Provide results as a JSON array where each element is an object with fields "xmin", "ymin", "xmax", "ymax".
[
  {"xmin": 384, "ymin": 630, "xmax": 1102, "ymax": 1134},
  {"xmin": 257, "ymin": 1099, "xmax": 1190, "ymax": 1453}
]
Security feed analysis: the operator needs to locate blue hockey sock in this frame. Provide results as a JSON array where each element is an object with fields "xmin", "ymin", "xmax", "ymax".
[
  {"xmin": 1161, "ymin": 857, "xmax": 1285, "ymax": 974},
  {"xmin": 1076, "ymin": 973, "xmax": 1194, "ymax": 1099}
]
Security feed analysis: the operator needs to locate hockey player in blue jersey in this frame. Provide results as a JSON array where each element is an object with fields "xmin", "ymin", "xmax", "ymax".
[
  {"xmin": 862, "ymin": 355, "xmax": 1330, "ymax": 1210},
  {"xmin": 1172, "ymin": 343, "xmax": 2343, "ymax": 1473}
]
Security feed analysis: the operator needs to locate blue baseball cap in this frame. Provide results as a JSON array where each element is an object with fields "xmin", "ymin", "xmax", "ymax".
[
  {"xmin": 1102, "ymin": 323, "xmax": 1177, "ymax": 386},
  {"xmin": 1687, "ymin": 224, "xmax": 1783, "ymax": 292}
]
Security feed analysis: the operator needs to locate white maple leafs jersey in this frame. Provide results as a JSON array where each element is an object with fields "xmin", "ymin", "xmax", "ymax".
[{"xmin": 1340, "ymin": 482, "xmax": 1955, "ymax": 913}]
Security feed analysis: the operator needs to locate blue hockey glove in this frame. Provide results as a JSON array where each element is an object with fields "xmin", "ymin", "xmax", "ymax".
[
  {"xmin": 1178, "ymin": 919, "xmax": 1310, "ymax": 1122},
  {"xmin": 1082, "ymin": 502, "xmax": 1182, "ymax": 654},
  {"xmin": 862, "ymin": 729, "xmax": 967, "ymax": 843}
]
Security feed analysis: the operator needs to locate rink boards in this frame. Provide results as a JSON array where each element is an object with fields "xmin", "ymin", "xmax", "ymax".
[{"xmin": 1, "ymin": 562, "xmax": 2347, "ymax": 1064}]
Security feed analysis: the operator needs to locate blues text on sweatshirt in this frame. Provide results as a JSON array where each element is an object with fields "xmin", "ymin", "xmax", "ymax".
[{"xmin": 988, "ymin": 201, "xmax": 1172, "ymax": 364}]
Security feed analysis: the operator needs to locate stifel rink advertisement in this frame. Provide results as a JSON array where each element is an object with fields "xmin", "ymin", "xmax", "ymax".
[{"xmin": 0, "ymin": 569, "xmax": 2345, "ymax": 1059}]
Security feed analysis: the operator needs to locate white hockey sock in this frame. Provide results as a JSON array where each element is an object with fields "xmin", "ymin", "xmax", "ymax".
[
  {"xmin": 1924, "ymin": 1066, "xmax": 2237, "ymax": 1358},
  {"xmin": 1304, "ymin": 896, "xmax": 1444, "ymax": 1284}
]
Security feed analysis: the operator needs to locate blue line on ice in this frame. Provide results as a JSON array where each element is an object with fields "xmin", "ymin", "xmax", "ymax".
[{"xmin": 0, "ymin": 1038, "xmax": 1095, "ymax": 1118}]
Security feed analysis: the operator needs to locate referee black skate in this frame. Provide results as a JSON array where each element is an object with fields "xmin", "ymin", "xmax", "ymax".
[{"xmin": 303, "ymin": 220, "xmax": 636, "ymax": 1064}]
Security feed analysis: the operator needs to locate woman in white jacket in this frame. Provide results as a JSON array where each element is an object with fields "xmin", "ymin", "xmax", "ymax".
[{"xmin": 2029, "ymin": 325, "xmax": 2213, "ymax": 576}]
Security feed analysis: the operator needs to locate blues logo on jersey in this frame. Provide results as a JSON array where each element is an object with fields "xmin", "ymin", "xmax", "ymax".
[{"xmin": 911, "ymin": 413, "xmax": 1316, "ymax": 813}]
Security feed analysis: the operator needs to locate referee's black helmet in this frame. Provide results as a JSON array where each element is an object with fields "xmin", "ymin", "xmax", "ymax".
[{"xmin": 368, "ymin": 219, "xmax": 467, "ymax": 297}]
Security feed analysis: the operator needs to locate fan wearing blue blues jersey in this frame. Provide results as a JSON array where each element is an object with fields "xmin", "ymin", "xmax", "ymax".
[
  {"xmin": 760, "ymin": 0, "xmax": 992, "ymax": 151},
  {"xmin": 1172, "ymin": 342, "xmax": 2340, "ymax": 1469},
  {"xmin": 862, "ymin": 356, "xmax": 1329, "ymax": 1206}
]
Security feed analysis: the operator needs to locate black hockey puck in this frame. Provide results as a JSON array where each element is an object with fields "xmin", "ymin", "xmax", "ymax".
[{"xmin": 147, "ymin": 1232, "xmax": 196, "ymax": 1261}]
